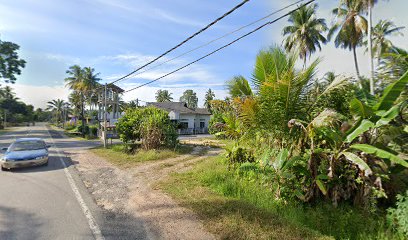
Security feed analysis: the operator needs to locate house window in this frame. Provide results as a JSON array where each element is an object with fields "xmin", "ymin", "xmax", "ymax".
[
  {"xmin": 180, "ymin": 122, "xmax": 189, "ymax": 129},
  {"xmin": 200, "ymin": 122, "xmax": 205, "ymax": 128}
]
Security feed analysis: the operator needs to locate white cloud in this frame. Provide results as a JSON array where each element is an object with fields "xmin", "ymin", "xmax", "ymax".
[
  {"xmin": 13, "ymin": 84, "xmax": 70, "ymax": 109},
  {"xmin": 102, "ymin": 52, "xmax": 218, "ymax": 85}
]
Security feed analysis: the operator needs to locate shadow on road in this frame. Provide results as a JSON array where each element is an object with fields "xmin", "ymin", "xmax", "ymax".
[{"xmin": 0, "ymin": 206, "xmax": 43, "ymax": 239}]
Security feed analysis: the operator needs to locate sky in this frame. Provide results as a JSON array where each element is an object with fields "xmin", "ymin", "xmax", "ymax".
[{"xmin": 0, "ymin": 0, "xmax": 407, "ymax": 109}]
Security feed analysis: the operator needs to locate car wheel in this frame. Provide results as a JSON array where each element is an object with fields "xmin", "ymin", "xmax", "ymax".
[{"xmin": 44, "ymin": 160, "xmax": 48, "ymax": 166}]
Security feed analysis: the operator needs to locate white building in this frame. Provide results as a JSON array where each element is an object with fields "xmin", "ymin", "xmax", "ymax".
[{"xmin": 147, "ymin": 102, "xmax": 211, "ymax": 134}]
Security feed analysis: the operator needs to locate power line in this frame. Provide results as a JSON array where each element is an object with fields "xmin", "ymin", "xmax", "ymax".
[
  {"xmin": 123, "ymin": 0, "xmax": 315, "ymax": 94},
  {"xmin": 110, "ymin": 0, "xmax": 251, "ymax": 85},
  {"xmin": 114, "ymin": 0, "xmax": 307, "ymax": 83}
]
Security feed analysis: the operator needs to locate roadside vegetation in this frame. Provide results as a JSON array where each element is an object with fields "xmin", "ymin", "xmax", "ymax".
[
  {"xmin": 90, "ymin": 106, "xmax": 194, "ymax": 167},
  {"xmin": 160, "ymin": 2, "xmax": 408, "ymax": 239},
  {"xmin": 91, "ymin": 144, "xmax": 193, "ymax": 167}
]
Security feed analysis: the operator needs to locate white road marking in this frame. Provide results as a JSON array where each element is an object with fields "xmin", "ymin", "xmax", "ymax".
[{"xmin": 45, "ymin": 127, "xmax": 105, "ymax": 240}]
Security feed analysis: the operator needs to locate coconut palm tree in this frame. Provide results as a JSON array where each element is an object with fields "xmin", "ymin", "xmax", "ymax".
[
  {"xmin": 226, "ymin": 76, "xmax": 253, "ymax": 98},
  {"xmin": 282, "ymin": 3, "xmax": 328, "ymax": 66},
  {"xmin": 329, "ymin": 0, "xmax": 367, "ymax": 87},
  {"xmin": 366, "ymin": 20, "xmax": 405, "ymax": 64},
  {"xmin": 46, "ymin": 99, "xmax": 66, "ymax": 123},
  {"xmin": 204, "ymin": 88, "xmax": 215, "ymax": 111},
  {"xmin": 155, "ymin": 90, "xmax": 173, "ymax": 102},
  {"xmin": 65, "ymin": 65, "xmax": 100, "ymax": 136}
]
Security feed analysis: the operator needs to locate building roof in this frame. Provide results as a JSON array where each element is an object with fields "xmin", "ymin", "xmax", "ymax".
[{"xmin": 147, "ymin": 102, "xmax": 211, "ymax": 115}]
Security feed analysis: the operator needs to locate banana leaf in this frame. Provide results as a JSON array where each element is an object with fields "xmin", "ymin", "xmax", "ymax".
[
  {"xmin": 350, "ymin": 144, "xmax": 408, "ymax": 168},
  {"xmin": 341, "ymin": 151, "xmax": 373, "ymax": 176},
  {"xmin": 374, "ymin": 70, "xmax": 408, "ymax": 111},
  {"xmin": 350, "ymin": 98, "xmax": 373, "ymax": 118},
  {"xmin": 346, "ymin": 119, "xmax": 374, "ymax": 143}
]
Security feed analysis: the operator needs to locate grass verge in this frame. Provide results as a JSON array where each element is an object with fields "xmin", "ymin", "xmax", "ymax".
[
  {"xmin": 90, "ymin": 144, "xmax": 194, "ymax": 167},
  {"xmin": 158, "ymin": 155, "xmax": 401, "ymax": 240}
]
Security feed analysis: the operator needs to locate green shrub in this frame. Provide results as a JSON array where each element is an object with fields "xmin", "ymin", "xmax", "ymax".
[
  {"xmin": 225, "ymin": 145, "xmax": 255, "ymax": 165},
  {"xmin": 77, "ymin": 125, "xmax": 89, "ymax": 135},
  {"xmin": 64, "ymin": 122, "xmax": 76, "ymax": 131},
  {"xmin": 89, "ymin": 125, "xmax": 98, "ymax": 136},
  {"xmin": 387, "ymin": 190, "xmax": 408, "ymax": 236},
  {"xmin": 116, "ymin": 106, "xmax": 178, "ymax": 150},
  {"xmin": 209, "ymin": 112, "xmax": 226, "ymax": 136}
]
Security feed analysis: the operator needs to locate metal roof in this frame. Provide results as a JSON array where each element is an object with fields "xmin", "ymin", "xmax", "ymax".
[{"xmin": 147, "ymin": 102, "xmax": 211, "ymax": 115}]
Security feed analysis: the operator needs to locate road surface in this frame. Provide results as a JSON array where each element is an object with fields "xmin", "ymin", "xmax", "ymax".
[{"xmin": 0, "ymin": 123, "xmax": 150, "ymax": 240}]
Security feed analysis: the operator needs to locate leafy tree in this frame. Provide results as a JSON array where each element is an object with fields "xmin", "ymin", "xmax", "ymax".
[
  {"xmin": 46, "ymin": 99, "xmax": 66, "ymax": 123},
  {"xmin": 155, "ymin": 89, "xmax": 173, "ymax": 102},
  {"xmin": 282, "ymin": 3, "xmax": 328, "ymax": 66},
  {"xmin": 226, "ymin": 76, "xmax": 253, "ymax": 98},
  {"xmin": 365, "ymin": 19, "xmax": 405, "ymax": 64},
  {"xmin": 204, "ymin": 88, "xmax": 215, "ymax": 111},
  {"xmin": 378, "ymin": 46, "xmax": 408, "ymax": 83},
  {"xmin": 329, "ymin": 0, "xmax": 367, "ymax": 85},
  {"xmin": 180, "ymin": 89, "xmax": 198, "ymax": 109},
  {"xmin": 65, "ymin": 65, "xmax": 100, "ymax": 136},
  {"xmin": 0, "ymin": 38, "xmax": 26, "ymax": 83}
]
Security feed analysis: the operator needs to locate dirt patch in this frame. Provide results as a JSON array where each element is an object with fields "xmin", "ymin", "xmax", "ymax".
[{"xmin": 70, "ymin": 146, "xmax": 221, "ymax": 240}]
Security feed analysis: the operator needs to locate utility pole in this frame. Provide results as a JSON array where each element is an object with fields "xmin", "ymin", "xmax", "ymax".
[{"xmin": 103, "ymin": 83, "xmax": 107, "ymax": 148}]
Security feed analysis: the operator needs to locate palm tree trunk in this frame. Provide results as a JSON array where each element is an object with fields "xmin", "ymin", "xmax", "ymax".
[
  {"xmin": 81, "ymin": 93, "xmax": 86, "ymax": 137},
  {"xmin": 368, "ymin": 4, "xmax": 375, "ymax": 95},
  {"xmin": 353, "ymin": 46, "xmax": 363, "ymax": 89}
]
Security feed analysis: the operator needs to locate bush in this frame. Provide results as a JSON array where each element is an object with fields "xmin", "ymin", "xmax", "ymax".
[
  {"xmin": 116, "ymin": 106, "xmax": 178, "ymax": 150},
  {"xmin": 209, "ymin": 112, "xmax": 226, "ymax": 136},
  {"xmin": 89, "ymin": 125, "xmax": 98, "ymax": 136},
  {"xmin": 77, "ymin": 125, "xmax": 89, "ymax": 135},
  {"xmin": 64, "ymin": 122, "xmax": 76, "ymax": 131},
  {"xmin": 225, "ymin": 145, "xmax": 255, "ymax": 165},
  {"xmin": 387, "ymin": 190, "xmax": 408, "ymax": 236}
]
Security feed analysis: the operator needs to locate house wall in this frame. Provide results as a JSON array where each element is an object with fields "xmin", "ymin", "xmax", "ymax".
[
  {"xmin": 179, "ymin": 114, "xmax": 210, "ymax": 129},
  {"xmin": 179, "ymin": 114, "xmax": 195, "ymax": 129},
  {"xmin": 168, "ymin": 111, "xmax": 179, "ymax": 120}
]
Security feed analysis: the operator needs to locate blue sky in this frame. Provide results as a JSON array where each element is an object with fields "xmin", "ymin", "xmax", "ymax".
[{"xmin": 0, "ymin": 0, "xmax": 407, "ymax": 108}]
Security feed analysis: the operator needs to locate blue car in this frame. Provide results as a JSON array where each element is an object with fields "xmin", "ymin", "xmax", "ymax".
[{"xmin": 1, "ymin": 138, "xmax": 50, "ymax": 171}]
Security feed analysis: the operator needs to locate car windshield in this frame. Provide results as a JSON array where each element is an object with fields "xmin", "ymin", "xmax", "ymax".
[{"xmin": 9, "ymin": 141, "xmax": 46, "ymax": 151}]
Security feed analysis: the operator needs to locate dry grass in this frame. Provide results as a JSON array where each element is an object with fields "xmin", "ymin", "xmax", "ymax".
[{"xmin": 90, "ymin": 144, "xmax": 194, "ymax": 168}]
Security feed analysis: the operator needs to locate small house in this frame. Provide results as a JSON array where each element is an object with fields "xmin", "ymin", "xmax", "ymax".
[{"xmin": 147, "ymin": 102, "xmax": 211, "ymax": 135}]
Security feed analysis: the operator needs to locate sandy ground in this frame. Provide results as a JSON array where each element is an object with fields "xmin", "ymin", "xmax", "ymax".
[{"xmin": 69, "ymin": 146, "xmax": 221, "ymax": 240}]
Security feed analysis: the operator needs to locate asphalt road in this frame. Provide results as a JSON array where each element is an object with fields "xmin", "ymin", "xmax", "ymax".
[{"xmin": 0, "ymin": 123, "xmax": 150, "ymax": 240}]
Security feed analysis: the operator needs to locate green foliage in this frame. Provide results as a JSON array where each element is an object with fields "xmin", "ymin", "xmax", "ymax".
[
  {"xmin": 0, "ymin": 38, "xmax": 26, "ymax": 83},
  {"xmin": 116, "ymin": 106, "xmax": 178, "ymax": 150},
  {"xmin": 283, "ymin": 3, "xmax": 327, "ymax": 63},
  {"xmin": 155, "ymin": 89, "xmax": 173, "ymax": 102},
  {"xmin": 387, "ymin": 190, "xmax": 408, "ymax": 236},
  {"xmin": 180, "ymin": 89, "xmax": 198, "ymax": 109},
  {"xmin": 225, "ymin": 145, "xmax": 254, "ymax": 165},
  {"xmin": 374, "ymin": 70, "xmax": 408, "ymax": 111},
  {"xmin": 226, "ymin": 76, "xmax": 253, "ymax": 98}
]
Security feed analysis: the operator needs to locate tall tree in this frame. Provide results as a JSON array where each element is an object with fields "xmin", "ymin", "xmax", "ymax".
[
  {"xmin": 180, "ymin": 90, "xmax": 198, "ymax": 109},
  {"xmin": 0, "ymin": 38, "xmax": 26, "ymax": 83},
  {"xmin": 65, "ymin": 65, "xmax": 100, "ymax": 136},
  {"xmin": 226, "ymin": 76, "xmax": 253, "ymax": 98},
  {"xmin": 155, "ymin": 90, "xmax": 173, "ymax": 102},
  {"xmin": 282, "ymin": 3, "xmax": 328, "ymax": 66},
  {"xmin": 204, "ymin": 88, "xmax": 215, "ymax": 111},
  {"xmin": 329, "ymin": 0, "xmax": 367, "ymax": 87},
  {"xmin": 46, "ymin": 99, "xmax": 66, "ymax": 123},
  {"xmin": 0, "ymin": 86, "xmax": 18, "ymax": 100},
  {"xmin": 366, "ymin": 20, "xmax": 405, "ymax": 64}
]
